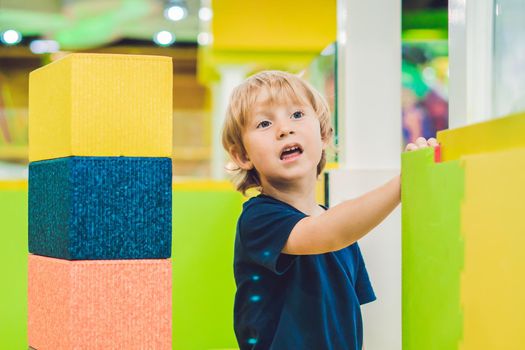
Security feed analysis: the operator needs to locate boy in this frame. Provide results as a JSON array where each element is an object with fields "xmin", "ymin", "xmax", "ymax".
[{"xmin": 222, "ymin": 70, "xmax": 437, "ymax": 349}]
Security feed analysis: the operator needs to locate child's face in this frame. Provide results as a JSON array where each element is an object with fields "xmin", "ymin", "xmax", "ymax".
[{"xmin": 233, "ymin": 89, "xmax": 326, "ymax": 187}]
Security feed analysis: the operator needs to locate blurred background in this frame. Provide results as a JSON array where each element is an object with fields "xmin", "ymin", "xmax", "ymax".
[
  {"xmin": 0, "ymin": 0, "xmax": 449, "ymax": 179},
  {"xmin": 3, "ymin": 0, "xmax": 524, "ymax": 349},
  {"xmin": 0, "ymin": 0, "xmax": 457, "ymax": 349}
]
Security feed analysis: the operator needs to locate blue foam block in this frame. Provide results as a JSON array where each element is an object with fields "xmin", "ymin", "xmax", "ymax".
[{"xmin": 29, "ymin": 157, "xmax": 172, "ymax": 260}]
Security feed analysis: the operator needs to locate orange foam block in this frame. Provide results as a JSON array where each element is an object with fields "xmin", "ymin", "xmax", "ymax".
[{"xmin": 28, "ymin": 255, "xmax": 172, "ymax": 349}]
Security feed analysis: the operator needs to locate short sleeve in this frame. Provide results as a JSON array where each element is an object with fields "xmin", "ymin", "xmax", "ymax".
[
  {"xmin": 354, "ymin": 244, "xmax": 376, "ymax": 305},
  {"xmin": 238, "ymin": 198, "xmax": 306, "ymax": 275}
]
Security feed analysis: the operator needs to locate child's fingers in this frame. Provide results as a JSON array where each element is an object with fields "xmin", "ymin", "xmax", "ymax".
[
  {"xmin": 405, "ymin": 137, "xmax": 440, "ymax": 152},
  {"xmin": 405, "ymin": 143, "xmax": 418, "ymax": 151},
  {"xmin": 427, "ymin": 137, "xmax": 439, "ymax": 147},
  {"xmin": 415, "ymin": 137, "xmax": 428, "ymax": 148}
]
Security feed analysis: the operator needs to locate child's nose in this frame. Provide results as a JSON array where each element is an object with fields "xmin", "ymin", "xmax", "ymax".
[{"xmin": 278, "ymin": 127, "xmax": 295, "ymax": 139}]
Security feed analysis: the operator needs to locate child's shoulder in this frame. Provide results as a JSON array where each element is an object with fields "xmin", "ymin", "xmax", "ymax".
[
  {"xmin": 242, "ymin": 194, "xmax": 298, "ymax": 214},
  {"xmin": 239, "ymin": 194, "xmax": 305, "ymax": 227}
]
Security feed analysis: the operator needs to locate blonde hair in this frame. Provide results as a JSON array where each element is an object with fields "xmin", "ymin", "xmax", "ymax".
[{"xmin": 221, "ymin": 70, "xmax": 333, "ymax": 195}]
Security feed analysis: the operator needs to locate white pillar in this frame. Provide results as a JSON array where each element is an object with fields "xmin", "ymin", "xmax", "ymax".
[
  {"xmin": 334, "ymin": 0, "xmax": 401, "ymax": 349},
  {"xmin": 337, "ymin": 1, "xmax": 401, "ymax": 169},
  {"xmin": 211, "ymin": 65, "xmax": 248, "ymax": 179},
  {"xmin": 449, "ymin": 0, "xmax": 494, "ymax": 128}
]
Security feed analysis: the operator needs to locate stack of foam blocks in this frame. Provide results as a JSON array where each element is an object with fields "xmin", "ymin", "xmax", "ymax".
[{"xmin": 27, "ymin": 53, "xmax": 173, "ymax": 349}]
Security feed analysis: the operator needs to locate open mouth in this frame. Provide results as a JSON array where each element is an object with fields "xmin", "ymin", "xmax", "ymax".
[{"xmin": 280, "ymin": 145, "xmax": 303, "ymax": 161}]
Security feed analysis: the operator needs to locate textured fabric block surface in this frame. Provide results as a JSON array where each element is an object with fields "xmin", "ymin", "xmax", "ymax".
[
  {"xmin": 28, "ymin": 255, "xmax": 172, "ymax": 349},
  {"xmin": 28, "ymin": 53, "xmax": 172, "ymax": 162},
  {"xmin": 29, "ymin": 156, "xmax": 172, "ymax": 260}
]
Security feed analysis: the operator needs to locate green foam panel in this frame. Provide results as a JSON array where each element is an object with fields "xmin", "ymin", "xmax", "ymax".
[
  {"xmin": 0, "ymin": 187, "xmax": 243, "ymax": 350},
  {"xmin": 172, "ymin": 190, "xmax": 242, "ymax": 350},
  {"xmin": 401, "ymin": 147, "xmax": 464, "ymax": 350},
  {"xmin": 0, "ymin": 189, "xmax": 28, "ymax": 349}
]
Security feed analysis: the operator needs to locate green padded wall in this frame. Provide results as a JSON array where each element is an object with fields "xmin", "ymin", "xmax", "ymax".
[
  {"xmin": 172, "ymin": 190, "xmax": 242, "ymax": 350},
  {"xmin": 401, "ymin": 148, "xmax": 464, "ymax": 350},
  {"xmin": 0, "ymin": 189, "xmax": 28, "ymax": 349},
  {"xmin": 0, "ymin": 187, "xmax": 243, "ymax": 350}
]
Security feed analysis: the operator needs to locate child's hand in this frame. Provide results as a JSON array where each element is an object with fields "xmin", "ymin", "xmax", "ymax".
[{"xmin": 405, "ymin": 137, "xmax": 439, "ymax": 152}]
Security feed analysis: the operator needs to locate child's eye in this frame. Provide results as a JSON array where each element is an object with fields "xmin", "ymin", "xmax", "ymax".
[
  {"xmin": 291, "ymin": 111, "xmax": 304, "ymax": 119},
  {"xmin": 256, "ymin": 120, "xmax": 271, "ymax": 129}
]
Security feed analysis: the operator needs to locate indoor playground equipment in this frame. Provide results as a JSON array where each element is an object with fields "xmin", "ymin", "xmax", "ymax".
[
  {"xmin": 0, "ymin": 174, "xmax": 241, "ymax": 349},
  {"xmin": 27, "ymin": 53, "xmax": 173, "ymax": 349},
  {"xmin": 402, "ymin": 112, "xmax": 525, "ymax": 349}
]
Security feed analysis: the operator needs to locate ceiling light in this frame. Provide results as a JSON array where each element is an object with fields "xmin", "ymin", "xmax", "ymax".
[
  {"xmin": 1, "ymin": 30, "xmax": 22, "ymax": 45},
  {"xmin": 154, "ymin": 31, "xmax": 176, "ymax": 46},
  {"xmin": 165, "ymin": 5, "xmax": 187, "ymax": 21},
  {"xmin": 197, "ymin": 32, "xmax": 212, "ymax": 46},
  {"xmin": 199, "ymin": 7, "xmax": 213, "ymax": 21},
  {"xmin": 30, "ymin": 40, "xmax": 60, "ymax": 54}
]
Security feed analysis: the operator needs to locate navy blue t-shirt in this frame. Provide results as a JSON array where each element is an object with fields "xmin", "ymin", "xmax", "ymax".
[{"xmin": 233, "ymin": 194, "xmax": 376, "ymax": 350}]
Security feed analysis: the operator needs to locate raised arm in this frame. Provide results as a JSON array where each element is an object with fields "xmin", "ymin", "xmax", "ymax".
[
  {"xmin": 282, "ymin": 175, "xmax": 401, "ymax": 255},
  {"xmin": 282, "ymin": 136, "xmax": 439, "ymax": 255}
]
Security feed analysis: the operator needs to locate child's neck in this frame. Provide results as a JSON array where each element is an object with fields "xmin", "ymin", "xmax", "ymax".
[{"xmin": 260, "ymin": 175, "xmax": 323, "ymax": 216}]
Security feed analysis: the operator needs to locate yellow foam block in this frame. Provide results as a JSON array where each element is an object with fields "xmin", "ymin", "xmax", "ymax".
[
  {"xmin": 460, "ymin": 147, "xmax": 525, "ymax": 349},
  {"xmin": 211, "ymin": 0, "xmax": 335, "ymax": 51},
  {"xmin": 437, "ymin": 113, "xmax": 525, "ymax": 162},
  {"xmin": 29, "ymin": 53, "xmax": 173, "ymax": 161}
]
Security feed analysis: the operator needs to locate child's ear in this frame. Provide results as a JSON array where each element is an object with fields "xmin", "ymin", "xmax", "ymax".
[
  {"xmin": 321, "ymin": 127, "xmax": 333, "ymax": 150},
  {"xmin": 230, "ymin": 146, "xmax": 254, "ymax": 171},
  {"xmin": 321, "ymin": 134, "xmax": 329, "ymax": 150}
]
